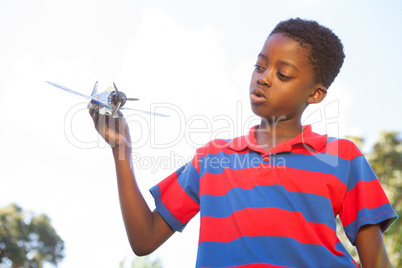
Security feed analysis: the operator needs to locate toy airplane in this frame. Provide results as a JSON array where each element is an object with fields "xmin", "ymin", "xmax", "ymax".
[{"xmin": 46, "ymin": 81, "xmax": 169, "ymax": 117}]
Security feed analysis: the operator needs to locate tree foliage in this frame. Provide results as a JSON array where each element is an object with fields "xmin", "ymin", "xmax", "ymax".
[
  {"xmin": 368, "ymin": 131, "xmax": 402, "ymax": 267},
  {"xmin": 0, "ymin": 203, "xmax": 64, "ymax": 268},
  {"xmin": 343, "ymin": 131, "xmax": 401, "ymax": 267}
]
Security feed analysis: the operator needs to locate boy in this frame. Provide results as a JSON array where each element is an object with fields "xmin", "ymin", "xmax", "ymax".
[{"xmin": 89, "ymin": 18, "xmax": 398, "ymax": 267}]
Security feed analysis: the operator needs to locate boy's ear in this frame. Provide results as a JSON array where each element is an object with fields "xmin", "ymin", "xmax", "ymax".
[{"xmin": 307, "ymin": 84, "xmax": 327, "ymax": 104}]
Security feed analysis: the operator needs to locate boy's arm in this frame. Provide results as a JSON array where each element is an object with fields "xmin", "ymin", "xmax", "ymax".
[
  {"xmin": 112, "ymin": 145, "xmax": 175, "ymax": 255},
  {"xmin": 355, "ymin": 224, "xmax": 391, "ymax": 268},
  {"xmin": 89, "ymin": 105, "xmax": 175, "ymax": 256}
]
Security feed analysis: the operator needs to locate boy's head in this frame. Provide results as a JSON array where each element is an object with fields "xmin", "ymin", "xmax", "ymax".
[
  {"xmin": 250, "ymin": 18, "xmax": 345, "ymax": 123},
  {"xmin": 270, "ymin": 18, "xmax": 345, "ymax": 88}
]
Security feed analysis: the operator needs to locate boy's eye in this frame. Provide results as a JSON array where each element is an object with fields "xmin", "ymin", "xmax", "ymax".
[
  {"xmin": 254, "ymin": 65, "xmax": 264, "ymax": 71},
  {"xmin": 277, "ymin": 72, "xmax": 292, "ymax": 81}
]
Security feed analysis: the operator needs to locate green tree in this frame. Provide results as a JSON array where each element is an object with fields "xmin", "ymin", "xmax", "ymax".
[
  {"xmin": 341, "ymin": 131, "xmax": 401, "ymax": 267},
  {"xmin": 367, "ymin": 131, "xmax": 401, "ymax": 267},
  {"xmin": 0, "ymin": 203, "xmax": 64, "ymax": 268}
]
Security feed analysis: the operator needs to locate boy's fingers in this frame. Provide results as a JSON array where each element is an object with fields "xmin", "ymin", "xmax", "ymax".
[
  {"xmin": 88, "ymin": 101, "xmax": 101, "ymax": 130},
  {"xmin": 88, "ymin": 101, "xmax": 100, "ymax": 117}
]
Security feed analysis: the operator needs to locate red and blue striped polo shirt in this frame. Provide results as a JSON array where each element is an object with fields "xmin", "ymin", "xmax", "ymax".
[{"xmin": 150, "ymin": 125, "xmax": 397, "ymax": 267}]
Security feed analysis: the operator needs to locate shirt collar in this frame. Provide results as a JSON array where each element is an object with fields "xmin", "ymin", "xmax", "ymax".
[{"xmin": 227, "ymin": 125, "xmax": 327, "ymax": 154}]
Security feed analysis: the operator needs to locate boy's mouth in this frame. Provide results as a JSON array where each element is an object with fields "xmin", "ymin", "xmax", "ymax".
[{"xmin": 250, "ymin": 88, "xmax": 266, "ymax": 104}]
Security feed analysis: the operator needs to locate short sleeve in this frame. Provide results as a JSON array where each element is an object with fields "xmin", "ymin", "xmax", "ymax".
[
  {"xmin": 150, "ymin": 158, "xmax": 201, "ymax": 232},
  {"xmin": 339, "ymin": 152, "xmax": 398, "ymax": 245}
]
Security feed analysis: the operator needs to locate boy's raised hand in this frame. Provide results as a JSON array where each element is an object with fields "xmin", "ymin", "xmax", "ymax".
[
  {"xmin": 89, "ymin": 101, "xmax": 175, "ymax": 255},
  {"xmin": 88, "ymin": 102, "xmax": 131, "ymax": 149}
]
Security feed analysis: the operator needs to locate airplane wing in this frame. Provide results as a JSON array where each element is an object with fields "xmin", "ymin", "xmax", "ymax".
[
  {"xmin": 46, "ymin": 80, "xmax": 167, "ymax": 117},
  {"xmin": 89, "ymin": 97, "xmax": 111, "ymax": 108},
  {"xmin": 120, "ymin": 107, "xmax": 169, "ymax": 117},
  {"xmin": 46, "ymin": 81, "xmax": 111, "ymax": 108},
  {"xmin": 46, "ymin": 81, "xmax": 91, "ymax": 99}
]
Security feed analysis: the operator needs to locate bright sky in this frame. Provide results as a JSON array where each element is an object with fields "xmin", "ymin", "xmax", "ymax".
[{"xmin": 1, "ymin": 0, "xmax": 401, "ymax": 267}]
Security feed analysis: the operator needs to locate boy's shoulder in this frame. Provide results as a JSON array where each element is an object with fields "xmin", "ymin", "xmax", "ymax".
[
  {"xmin": 195, "ymin": 138, "xmax": 234, "ymax": 157},
  {"xmin": 322, "ymin": 136, "xmax": 364, "ymax": 160},
  {"xmin": 195, "ymin": 127, "xmax": 258, "ymax": 156}
]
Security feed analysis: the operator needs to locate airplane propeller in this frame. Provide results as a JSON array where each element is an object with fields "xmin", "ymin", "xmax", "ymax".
[{"xmin": 110, "ymin": 82, "xmax": 139, "ymax": 116}]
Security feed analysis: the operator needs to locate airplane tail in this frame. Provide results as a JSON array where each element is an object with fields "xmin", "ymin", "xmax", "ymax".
[{"xmin": 90, "ymin": 81, "xmax": 98, "ymax": 97}]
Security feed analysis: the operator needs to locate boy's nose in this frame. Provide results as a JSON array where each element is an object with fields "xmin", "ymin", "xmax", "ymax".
[{"xmin": 257, "ymin": 70, "xmax": 272, "ymax": 87}]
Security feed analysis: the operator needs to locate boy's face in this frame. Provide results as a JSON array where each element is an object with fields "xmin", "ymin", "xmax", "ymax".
[{"xmin": 250, "ymin": 33, "xmax": 323, "ymax": 123}]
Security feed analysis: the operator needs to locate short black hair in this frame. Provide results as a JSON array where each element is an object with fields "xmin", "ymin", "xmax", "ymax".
[{"xmin": 270, "ymin": 18, "xmax": 345, "ymax": 88}]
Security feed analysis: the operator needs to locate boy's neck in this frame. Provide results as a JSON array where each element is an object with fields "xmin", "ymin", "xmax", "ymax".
[{"xmin": 256, "ymin": 119, "xmax": 304, "ymax": 152}]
